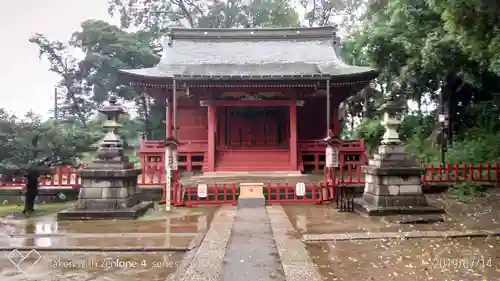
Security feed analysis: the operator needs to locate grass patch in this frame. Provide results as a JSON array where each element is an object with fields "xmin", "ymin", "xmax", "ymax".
[
  {"xmin": 0, "ymin": 202, "xmax": 70, "ymax": 218},
  {"xmin": 447, "ymin": 182, "xmax": 487, "ymax": 202}
]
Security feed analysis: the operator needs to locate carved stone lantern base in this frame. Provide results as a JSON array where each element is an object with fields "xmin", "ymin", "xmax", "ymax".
[{"xmin": 58, "ymin": 157, "xmax": 154, "ymax": 221}]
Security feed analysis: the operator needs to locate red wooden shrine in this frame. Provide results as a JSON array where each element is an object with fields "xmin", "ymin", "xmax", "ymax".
[{"xmin": 118, "ymin": 26, "xmax": 378, "ymax": 173}]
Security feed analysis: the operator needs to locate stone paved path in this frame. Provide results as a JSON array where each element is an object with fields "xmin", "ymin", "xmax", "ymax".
[
  {"xmin": 178, "ymin": 204, "xmax": 322, "ymax": 281},
  {"xmin": 179, "ymin": 205, "xmax": 236, "ymax": 281},
  {"xmin": 221, "ymin": 206, "xmax": 285, "ymax": 281}
]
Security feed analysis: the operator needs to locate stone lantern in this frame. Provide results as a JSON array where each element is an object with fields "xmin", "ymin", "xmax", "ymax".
[
  {"xmin": 380, "ymin": 85, "xmax": 405, "ymax": 145},
  {"xmin": 58, "ymin": 96, "xmax": 153, "ymax": 220},
  {"xmin": 353, "ymin": 85, "xmax": 444, "ymax": 222}
]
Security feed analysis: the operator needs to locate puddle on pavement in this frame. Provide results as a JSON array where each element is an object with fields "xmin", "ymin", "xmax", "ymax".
[
  {"xmin": 2, "ymin": 206, "xmax": 217, "ymax": 236},
  {"xmin": 307, "ymin": 236, "xmax": 500, "ymax": 281},
  {"xmin": 0, "ymin": 206, "xmax": 218, "ymax": 280},
  {"xmin": 8, "ymin": 236, "xmax": 193, "ymax": 248},
  {"xmin": 0, "ymin": 251, "xmax": 184, "ymax": 281},
  {"xmin": 283, "ymin": 204, "xmax": 457, "ymax": 234},
  {"xmin": 283, "ymin": 191, "xmax": 500, "ymax": 234}
]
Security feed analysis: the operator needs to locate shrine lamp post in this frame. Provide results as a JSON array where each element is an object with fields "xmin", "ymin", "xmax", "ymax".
[
  {"xmin": 164, "ymin": 137, "xmax": 180, "ymax": 211},
  {"xmin": 439, "ymin": 87, "xmax": 449, "ymax": 166},
  {"xmin": 322, "ymin": 131, "xmax": 339, "ymax": 189}
]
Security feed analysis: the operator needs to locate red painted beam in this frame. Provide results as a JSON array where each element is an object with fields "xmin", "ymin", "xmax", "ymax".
[{"xmin": 208, "ymin": 100, "xmax": 296, "ymax": 107}]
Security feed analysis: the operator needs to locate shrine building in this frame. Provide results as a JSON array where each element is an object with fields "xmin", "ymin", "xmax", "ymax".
[{"xmin": 119, "ymin": 26, "xmax": 378, "ymax": 174}]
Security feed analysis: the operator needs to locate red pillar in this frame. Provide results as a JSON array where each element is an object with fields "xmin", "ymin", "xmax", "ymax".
[
  {"xmin": 207, "ymin": 103, "xmax": 216, "ymax": 172},
  {"xmin": 290, "ymin": 102, "xmax": 298, "ymax": 170}
]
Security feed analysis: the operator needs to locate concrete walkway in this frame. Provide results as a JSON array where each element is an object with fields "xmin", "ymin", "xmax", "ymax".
[
  {"xmin": 176, "ymin": 204, "xmax": 322, "ymax": 281},
  {"xmin": 267, "ymin": 205, "xmax": 322, "ymax": 281},
  {"xmin": 178, "ymin": 205, "xmax": 236, "ymax": 281},
  {"xmin": 221, "ymin": 206, "xmax": 285, "ymax": 281}
]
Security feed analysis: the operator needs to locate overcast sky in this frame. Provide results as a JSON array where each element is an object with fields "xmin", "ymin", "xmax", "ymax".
[
  {"xmin": 0, "ymin": 0, "xmax": 118, "ymax": 119},
  {"xmin": 0, "ymin": 1, "xmax": 337, "ymax": 119}
]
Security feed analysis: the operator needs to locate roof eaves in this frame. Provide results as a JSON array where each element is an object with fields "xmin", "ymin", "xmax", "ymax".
[
  {"xmin": 118, "ymin": 68, "xmax": 174, "ymax": 78},
  {"xmin": 173, "ymin": 74, "xmax": 331, "ymax": 80}
]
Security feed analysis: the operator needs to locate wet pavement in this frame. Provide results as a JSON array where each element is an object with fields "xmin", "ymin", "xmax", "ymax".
[
  {"xmin": 1, "ymin": 188, "xmax": 500, "ymax": 281},
  {"xmin": 179, "ymin": 205, "xmax": 236, "ymax": 281},
  {"xmin": 0, "ymin": 205, "xmax": 218, "ymax": 281},
  {"xmin": 307, "ymin": 237, "xmax": 500, "ymax": 281},
  {"xmin": 221, "ymin": 206, "xmax": 285, "ymax": 281},
  {"xmin": 284, "ymin": 190, "xmax": 500, "ymax": 235},
  {"xmin": 1, "ymin": 251, "xmax": 184, "ymax": 281}
]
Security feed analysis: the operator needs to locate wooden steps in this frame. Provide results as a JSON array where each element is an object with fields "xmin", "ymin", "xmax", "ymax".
[{"xmin": 215, "ymin": 150, "xmax": 292, "ymax": 171}]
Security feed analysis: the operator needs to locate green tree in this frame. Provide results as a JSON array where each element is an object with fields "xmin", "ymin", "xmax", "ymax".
[
  {"xmin": 108, "ymin": 0, "xmax": 300, "ymax": 30},
  {"xmin": 0, "ymin": 110, "xmax": 95, "ymax": 214},
  {"xmin": 29, "ymin": 35, "xmax": 94, "ymax": 126}
]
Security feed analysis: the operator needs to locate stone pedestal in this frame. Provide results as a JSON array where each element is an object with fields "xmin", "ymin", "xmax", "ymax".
[
  {"xmin": 58, "ymin": 163, "xmax": 153, "ymax": 220},
  {"xmin": 354, "ymin": 144, "xmax": 444, "ymax": 218},
  {"xmin": 238, "ymin": 183, "xmax": 265, "ymax": 208}
]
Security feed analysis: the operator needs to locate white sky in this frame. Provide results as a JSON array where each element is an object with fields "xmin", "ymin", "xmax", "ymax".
[{"xmin": 0, "ymin": 0, "xmax": 118, "ymax": 119}]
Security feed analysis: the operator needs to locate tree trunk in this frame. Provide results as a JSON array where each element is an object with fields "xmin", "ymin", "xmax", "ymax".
[{"xmin": 23, "ymin": 171, "xmax": 39, "ymax": 214}]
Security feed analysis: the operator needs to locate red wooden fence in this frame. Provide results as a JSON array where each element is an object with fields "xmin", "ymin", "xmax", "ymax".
[
  {"xmin": 1, "ymin": 163, "xmax": 498, "ymax": 188},
  {"xmin": 1, "ymin": 163, "xmax": 499, "ymax": 207},
  {"xmin": 324, "ymin": 163, "xmax": 500, "ymax": 185}
]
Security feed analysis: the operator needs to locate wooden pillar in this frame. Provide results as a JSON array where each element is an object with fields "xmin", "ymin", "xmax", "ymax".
[
  {"xmin": 333, "ymin": 106, "xmax": 340, "ymax": 136},
  {"xmin": 172, "ymin": 79, "xmax": 178, "ymax": 138},
  {"xmin": 165, "ymin": 97, "xmax": 172, "ymax": 138},
  {"xmin": 326, "ymin": 79, "xmax": 331, "ymax": 135},
  {"xmin": 207, "ymin": 103, "xmax": 216, "ymax": 172},
  {"xmin": 290, "ymin": 102, "xmax": 297, "ymax": 170}
]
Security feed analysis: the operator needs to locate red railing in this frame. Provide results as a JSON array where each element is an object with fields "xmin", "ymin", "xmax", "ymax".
[
  {"xmin": 0, "ymin": 166, "xmax": 80, "ymax": 188},
  {"xmin": 2, "ymin": 162, "xmax": 499, "ymax": 189},
  {"xmin": 182, "ymin": 184, "xmax": 238, "ymax": 207},
  {"xmin": 324, "ymin": 163, "xmax": 500, "ymax": 185},
  {"xmin": 298, "ymin": 139, "xmax": 366, "ymax": 173},
  {"xmin": 265, "ymin": 183, "xmax": 324, "ymax": 204},
  {"xmin": 166, "ymin": 182, "xmax": 325, "ymax": 207}
]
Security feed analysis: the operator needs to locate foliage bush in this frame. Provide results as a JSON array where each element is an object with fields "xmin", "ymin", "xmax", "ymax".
[
  {"xmin": 352, "ymin": 118, "xmax": 384, "ymax": 154},
  {"xmin": 352, "ymin": 113, "xmax": 500, "ymax": 165}
]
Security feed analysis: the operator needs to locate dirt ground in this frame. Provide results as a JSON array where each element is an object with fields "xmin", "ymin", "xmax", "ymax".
[
  {"xmin": 284, "ymin": 189, "xmax": 500, "ymax": 281},
  {"xmin": 308, "ymin": 237, "xmax": 499, "ymax": 281}
]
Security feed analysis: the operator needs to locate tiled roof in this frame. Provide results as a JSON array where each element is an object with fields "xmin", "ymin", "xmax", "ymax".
[{"xmin": 119, "ymin": 26, "xmax": 378, "ymax": 80}]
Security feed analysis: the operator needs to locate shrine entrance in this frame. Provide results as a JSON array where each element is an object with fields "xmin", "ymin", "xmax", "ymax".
[{"xmin": 218, "ymin": 106, "xmax": 289, "ymax": 149}]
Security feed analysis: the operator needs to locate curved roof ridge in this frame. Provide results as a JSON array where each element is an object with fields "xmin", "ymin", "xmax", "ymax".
[{"xmin": 164, "ymin": 26, "xmax": 338, "ymax": 40}]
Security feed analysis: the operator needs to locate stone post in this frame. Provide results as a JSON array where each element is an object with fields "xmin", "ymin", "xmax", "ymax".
[
  {"xmin": 58, "ymin": 96, "xmax": 153, "ymax": 220},
  {"xmin": 322, "ymin": 134, "xmax": 339, "ymax": 199},
  {"xmin": 164, "ymin": 137, "xmax": 180, "ymax": 211},
  {"xmin": 353, "ymin": 85, "xmax": 444, "ymax": 220}
]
